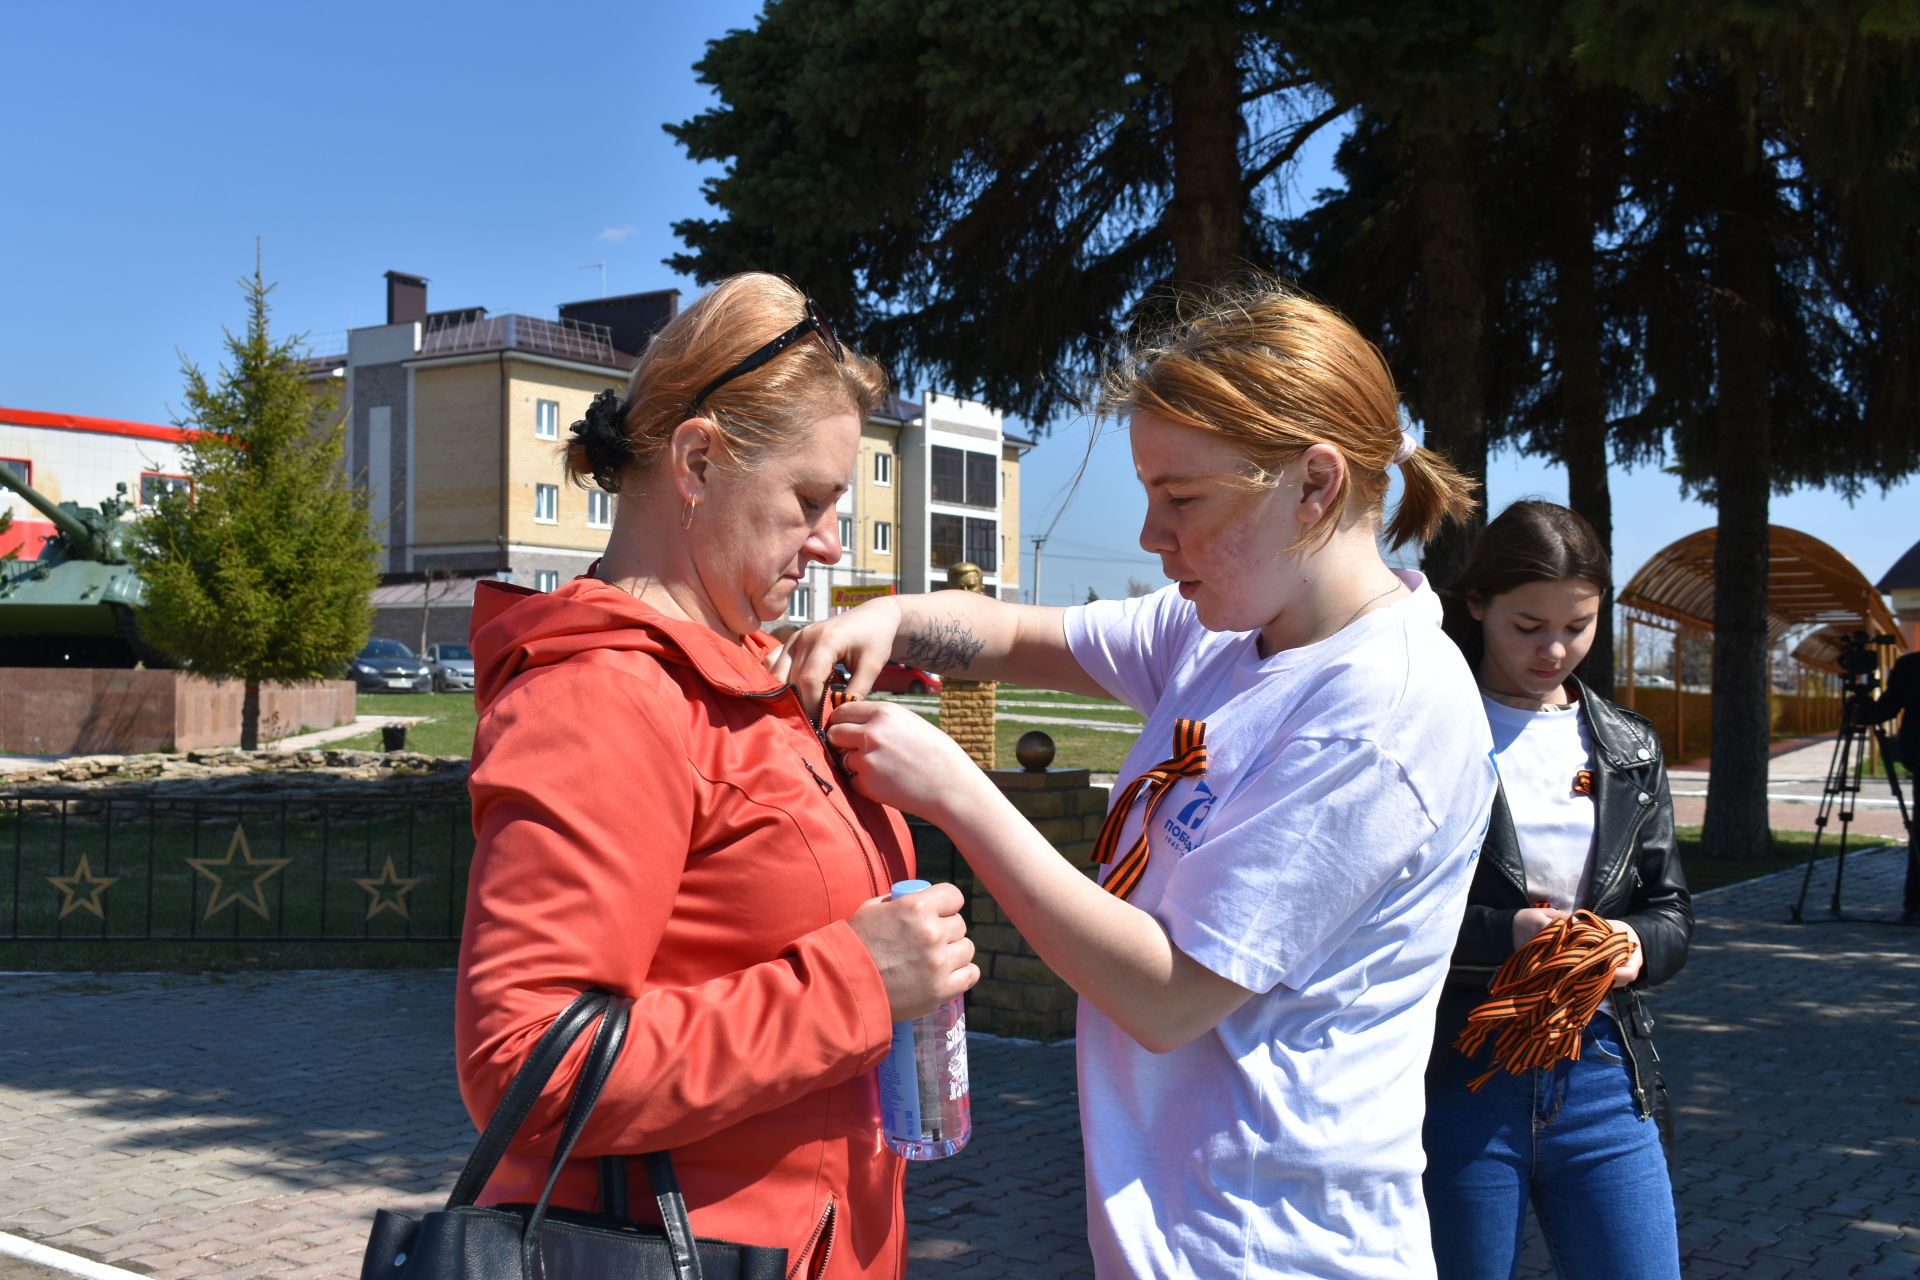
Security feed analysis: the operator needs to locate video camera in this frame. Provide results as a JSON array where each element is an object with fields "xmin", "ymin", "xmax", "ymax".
[
  {"xmin": 1837, "ymin": 631, "xmax": 1898, "ymax": 718},
  {"xmin": 1836, "ymin": 631, "xmax": 1898, "ymax": 683}
]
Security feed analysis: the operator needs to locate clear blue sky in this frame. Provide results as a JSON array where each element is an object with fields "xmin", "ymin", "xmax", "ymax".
[{"xmin": 6, "ymin": 1, "xmax": 1914, "ymax": 606}]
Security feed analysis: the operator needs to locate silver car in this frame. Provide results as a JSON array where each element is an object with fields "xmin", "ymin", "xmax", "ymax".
[{"xmin": 425, "ymin": 642, "xmax": 476, "ymax": 693}]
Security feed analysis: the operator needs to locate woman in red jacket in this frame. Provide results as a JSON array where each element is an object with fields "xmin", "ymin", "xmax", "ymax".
[{"xmin": 456, "ymin": 273, "xmax": 977, "ymax": 1279}]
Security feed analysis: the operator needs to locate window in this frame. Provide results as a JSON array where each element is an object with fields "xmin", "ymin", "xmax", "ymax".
[
  {"xmin": 0, "ymin": 459, "xmax": 29, "ymax": 486},
  {"xmin": 873, "ymin": 451, "xmax": 892, "ymax": 485},
  {"xmin": 931, "ymin": 514, "xmax": 997, "ymax": 571},
  {"xmin": 535, "ymin": 399, "xmax": 559, "ymax": 440},
  {"xmin": 930, "ymin": 514, "xmax": 962, "ymax": 568},
  {"xmin": 930, "ymin": 446, "xmax": 995, "ymax": 507},
  {"xmin": 965, "ymin": 517, "xmax": 997, "ymax": 571},
  {"xmin": 872, "ymin": 520, "xmax": 892, "ymax": 555},
  {"xmin": 140, "ymin": 472, "xmax": 191, "ymax": 505},
  {"xmin": 838, "ymin": 515, "xmax": 854, "ymax": 549},
  {"xmin": 788, "ymin": 584, "xmax": 812, "ymax": 619},
  {"xmin": 533, "ymin": 570, "xmax": 560, "ymax": 592},
  {"xmin": 586, "ymin": 489, "xmax": 613, "ymax": 527},
  {"xmin": 534, "ymin": 483, "xmax": 558, "ymax": 523}
]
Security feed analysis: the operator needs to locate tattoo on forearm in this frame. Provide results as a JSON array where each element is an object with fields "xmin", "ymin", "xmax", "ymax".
[{"xmin": 903, "ymin": 617, "xmax": 985, "ymax": 673}]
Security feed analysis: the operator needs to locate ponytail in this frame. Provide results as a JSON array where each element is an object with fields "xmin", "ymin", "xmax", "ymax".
[{"xmin": 1384, "ymin": 443, "xmax": 1479, "ymax": 549}]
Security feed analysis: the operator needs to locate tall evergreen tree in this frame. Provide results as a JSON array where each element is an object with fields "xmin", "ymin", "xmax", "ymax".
[
  {"xmin": 668, "ymin": 0, "xmax": 1338, "ymax": 422},
  {"xmin": 131, "ymin": 264, "xmax": 381, "ymax": 750},
  {"xmin": 1586, "ymin": 3, "xmax": 1920, "ymax": 857}
]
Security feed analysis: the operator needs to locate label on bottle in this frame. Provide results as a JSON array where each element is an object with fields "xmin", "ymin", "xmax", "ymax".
[
  {"xmin": 878, "ymin": 1018, "xmax": 922, "ymax": 1141},
  {"xmin": 945, "ymin": 1012, "xmax": 969, "ymax": 1099}
]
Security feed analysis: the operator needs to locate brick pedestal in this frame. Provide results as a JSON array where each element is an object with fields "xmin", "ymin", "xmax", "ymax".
[{"xmin": 938, "ymin": 678, "xmax": 997, "ymax": 769}]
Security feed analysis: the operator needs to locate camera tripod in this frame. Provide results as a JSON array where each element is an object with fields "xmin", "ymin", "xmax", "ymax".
[{"xmin": 1788, "ymin": 696, "xmax": 1913, "ymax": 922}]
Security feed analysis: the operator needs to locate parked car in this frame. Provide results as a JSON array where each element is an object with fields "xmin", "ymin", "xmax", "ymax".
[
  {"xmin": 871, "ymin": 661, "xmax": 942, "ymax": 696},
  {"xmin": 1635, "ymin": 673, "xmax": 1675, "ymax": 689},
  {"xmin": 348, "ymin": 638, "xmax": 433, "ymax": 693},
  {"xmin": 424, "ymin": 642, "xmax": 475, "ymax": 693}
]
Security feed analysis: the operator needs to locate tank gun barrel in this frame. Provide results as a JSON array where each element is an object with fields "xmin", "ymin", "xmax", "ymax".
[{"xmin": 0, "ymin": 466, "xmax": 120, "ymax": 561}]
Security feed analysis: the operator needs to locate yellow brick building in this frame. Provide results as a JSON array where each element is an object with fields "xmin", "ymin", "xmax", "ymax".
[{"xmin": 329, "ymin": 272, "xmax": 1026, "ymax": 646}]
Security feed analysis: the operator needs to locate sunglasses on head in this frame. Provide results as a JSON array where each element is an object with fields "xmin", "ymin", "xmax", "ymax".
[{"xmin": 688, "ymin": 296, "xmax": 844, "ymax": 414}]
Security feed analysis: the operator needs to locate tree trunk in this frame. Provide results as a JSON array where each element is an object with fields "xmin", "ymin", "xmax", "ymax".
[
  {"xmin": 1554, "ymin": 111, "xmax": 1615, "ymax": 698},
  {"xmin": 1701, "ymin": 120, "xmax": 1774, "ymax": 860},
  {"xmin": 241, "ymin": 679, "xmax": 261, "ymax": 752},
  {"xmin": 1411, "ymin": 130, "xmax": 1489, "ymax": 588},
  {"xmin": 1166, "ymin": 43, "xmax": 1245, "ymax": 289}
]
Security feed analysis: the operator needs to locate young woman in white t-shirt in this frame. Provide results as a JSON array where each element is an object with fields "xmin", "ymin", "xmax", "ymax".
[
  {"xmin": 1427, "ymin": 500, "xmax": 1693, "ymax": 1280},
  {"xmin": 778, "ymin": 280, "xmax": 1500, "ymax": 1279}
]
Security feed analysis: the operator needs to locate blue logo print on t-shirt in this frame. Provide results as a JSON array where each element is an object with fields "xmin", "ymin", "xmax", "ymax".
[{"xmin": 1161, "ymin": 779, "xmax": 1217, "ymax": 854}]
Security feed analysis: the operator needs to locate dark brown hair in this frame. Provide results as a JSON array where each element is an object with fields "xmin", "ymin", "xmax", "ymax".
[{"xmin": 1441, "ymin": 500, "xmax": 1613, "ymax": 676}]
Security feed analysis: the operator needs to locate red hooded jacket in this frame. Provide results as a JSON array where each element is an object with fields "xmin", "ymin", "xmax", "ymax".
[{"xmin": 456, "ymin": 576, "xmax": 915, "ymax": 1279}]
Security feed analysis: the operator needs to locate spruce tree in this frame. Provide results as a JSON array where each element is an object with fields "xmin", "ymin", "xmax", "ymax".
[{"xmin": 131, "ymin": 262, "xmax": 381, "ymax": 749}]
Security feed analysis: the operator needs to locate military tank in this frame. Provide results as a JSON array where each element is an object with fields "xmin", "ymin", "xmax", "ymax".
[{"xmin": 0, "ymin": 468, "xmax": 169, "ymax": 666}]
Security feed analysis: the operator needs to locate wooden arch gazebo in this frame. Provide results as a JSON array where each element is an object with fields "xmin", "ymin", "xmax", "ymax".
[{"xmin": 1616, "ymin": 525, "xmax": 1905, "ymax": 760}]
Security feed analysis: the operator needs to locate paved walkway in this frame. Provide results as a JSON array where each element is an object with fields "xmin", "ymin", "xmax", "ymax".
[{"xmin": 0, "ymin": 849, "xmax": 1915, "ymax": 1278}]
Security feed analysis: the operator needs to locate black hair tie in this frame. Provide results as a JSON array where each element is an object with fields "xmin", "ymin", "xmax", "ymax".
[{"xmin": 571, "ymin": 388, "xmax": 634, "ymax": 492}]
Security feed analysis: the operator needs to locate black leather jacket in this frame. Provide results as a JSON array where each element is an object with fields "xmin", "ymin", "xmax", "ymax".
[{"xmin": 1428, "ymin": 678, "xmax": 1694, "ymax": 1120}]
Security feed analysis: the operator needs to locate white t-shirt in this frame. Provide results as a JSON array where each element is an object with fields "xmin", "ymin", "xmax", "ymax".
[
  {"xmin": 1482, "ymin": 696, "xmax": 1598, "ymax": 911},
  {"xmin": 1064, "ymin": 573, "xmax": 1497, "ymax": 1280}
]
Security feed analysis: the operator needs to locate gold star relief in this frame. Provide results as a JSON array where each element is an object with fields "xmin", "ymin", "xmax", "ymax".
[
  {"xmin": 185, "ymin": 823, "xmax": 291, "ymax": 922},
  {"xmin": 354, "ymin": 856, "xmax": 424, "ymax": 922},
  {"xmin": 48, "ymin": 854, "xmax": 119, "ymax": 921}
]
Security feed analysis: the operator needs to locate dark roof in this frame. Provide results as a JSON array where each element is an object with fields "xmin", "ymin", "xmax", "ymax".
[
  {"xmin": 1878, "ymin": 538, "xmax": 1920, "ymax": 592},
  {"xmin": 873, "ymin": 393, "xmax": 923, "ymax": 423}
]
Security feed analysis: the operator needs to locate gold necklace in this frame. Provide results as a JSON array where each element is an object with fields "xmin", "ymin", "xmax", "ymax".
[{"xmin": 1336, "ymin": 581, "xmax": 1405, "ymax": 634}]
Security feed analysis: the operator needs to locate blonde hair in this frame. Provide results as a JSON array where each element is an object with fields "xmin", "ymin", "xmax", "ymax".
[
  {"xmin": 566, "ymin": 273, "xmax": 887, "ymax": 490},
  {"xmin": 1103, "ymin": 277, "xmax": 1477, "ymax": 549}
]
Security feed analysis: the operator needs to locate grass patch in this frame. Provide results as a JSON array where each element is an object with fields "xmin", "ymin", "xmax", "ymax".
[
  {"xmin": 1673, "ymin": 825, "xmax": 1899, "ymax": 893},
  {"xmin": 337, "ymin": 691, "xmax": 479, "ymax": 755},
  {"xmin": 995, "ymin": 684, "xmax": 1129, "ymax": 708},
  {"xmin": 898, "ymin": 707, "xmax": 1140, "ymax": 774}
]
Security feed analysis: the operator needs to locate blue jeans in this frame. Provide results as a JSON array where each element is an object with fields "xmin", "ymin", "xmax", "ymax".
[{"xmin": 1423, "ymin": 1017, "xmax": 1680, "ymax": 1280}]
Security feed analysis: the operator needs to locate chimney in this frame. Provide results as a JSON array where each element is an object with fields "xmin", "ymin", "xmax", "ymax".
[{"xmin": 385, "ymin": 271, "xmax": 429, "ymax": 325}]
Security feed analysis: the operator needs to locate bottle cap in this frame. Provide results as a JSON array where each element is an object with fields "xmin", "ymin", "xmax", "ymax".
[{"xmin": 889, "ymin": 879, "xmax": 933, "ymax": 899}]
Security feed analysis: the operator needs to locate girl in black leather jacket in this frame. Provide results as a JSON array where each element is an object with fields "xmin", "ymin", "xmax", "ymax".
[{"xmin": 1425, "ymin": 501, "xmax": 1693, "ymax": 1280}]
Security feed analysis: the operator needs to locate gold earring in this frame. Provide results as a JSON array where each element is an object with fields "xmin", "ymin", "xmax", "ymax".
[{"xmin": 680, "ymin": 499, "xmax": 697, "ymax": 531}]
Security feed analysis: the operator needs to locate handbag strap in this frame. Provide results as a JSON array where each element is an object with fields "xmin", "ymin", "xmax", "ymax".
[
  {"xmin": 443, "ymin": 989, "xmax": 708, "ymax": 1280},
  {"xmin": 446, "ymin": 990, "xmax": 611, "ymax": 1210},
  {"xmin": 643, "ymin": 1151, "xmax": 704, "ymax": 1280},
  {"xmin": 520, "ymin": 994, "xmax": 633, "ymax": 1277}
]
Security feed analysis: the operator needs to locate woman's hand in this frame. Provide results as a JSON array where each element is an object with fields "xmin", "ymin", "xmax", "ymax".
[
  {"xmin": 847, "ymin": 881, "xmax": 978, "ymax": 1022},
  {"xmin": 826, "ymin": 700, "xmax": 989, "ymax": 823},
  {"xmin": 1512, "ymin": 905, "xmax": 1569, "ymax": 951},
  {"xmin": 1605, "ymin": 918, "xmax": 1644, "ymax": 988},
  {"xmin": 770, "ymin": 597, "xmax": 903, "ymax": 708}
]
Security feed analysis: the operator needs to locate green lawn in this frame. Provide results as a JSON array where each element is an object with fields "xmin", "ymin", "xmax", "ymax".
[
  {"xmin": 336, "ymin": 691, "xmax": 479, "ymax": 755},
  {"xmin": 1672, "ymin": 825, "xmax": 1905, "ymax": 893}
]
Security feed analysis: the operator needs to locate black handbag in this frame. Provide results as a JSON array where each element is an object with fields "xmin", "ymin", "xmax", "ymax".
[{"xmin": 362, "ymin": 990, "xmax": 788, "ymax": 1280}]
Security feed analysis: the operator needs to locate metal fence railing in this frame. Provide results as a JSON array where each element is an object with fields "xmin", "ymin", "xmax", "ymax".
[
  {"xmin": 3, "ymin": 793, "xmax": 472, "ymax": 943},
  {"xmin": 4, "ymin": 793, "xmax": 968, "ymax": 944}
]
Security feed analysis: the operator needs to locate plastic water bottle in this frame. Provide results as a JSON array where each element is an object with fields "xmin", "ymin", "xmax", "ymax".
[{"xmin": 876, "ymin": 879, "xmax": 972, "ymax": 1159}]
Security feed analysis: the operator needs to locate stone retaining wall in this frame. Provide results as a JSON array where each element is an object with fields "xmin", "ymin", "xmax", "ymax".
[
  {"xmin": 0, "ymin": 670, "xmax": 356, "ymax": 755},
  {"xmin": 964, "ymin": 766, "xmax": 1109, "ymax": 1040}
]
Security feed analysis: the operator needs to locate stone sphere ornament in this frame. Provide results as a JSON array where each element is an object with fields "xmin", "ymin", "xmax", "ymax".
[{"xmin": 1015, "ymin": 730, "xmax": 1056, "ymax": 771}]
